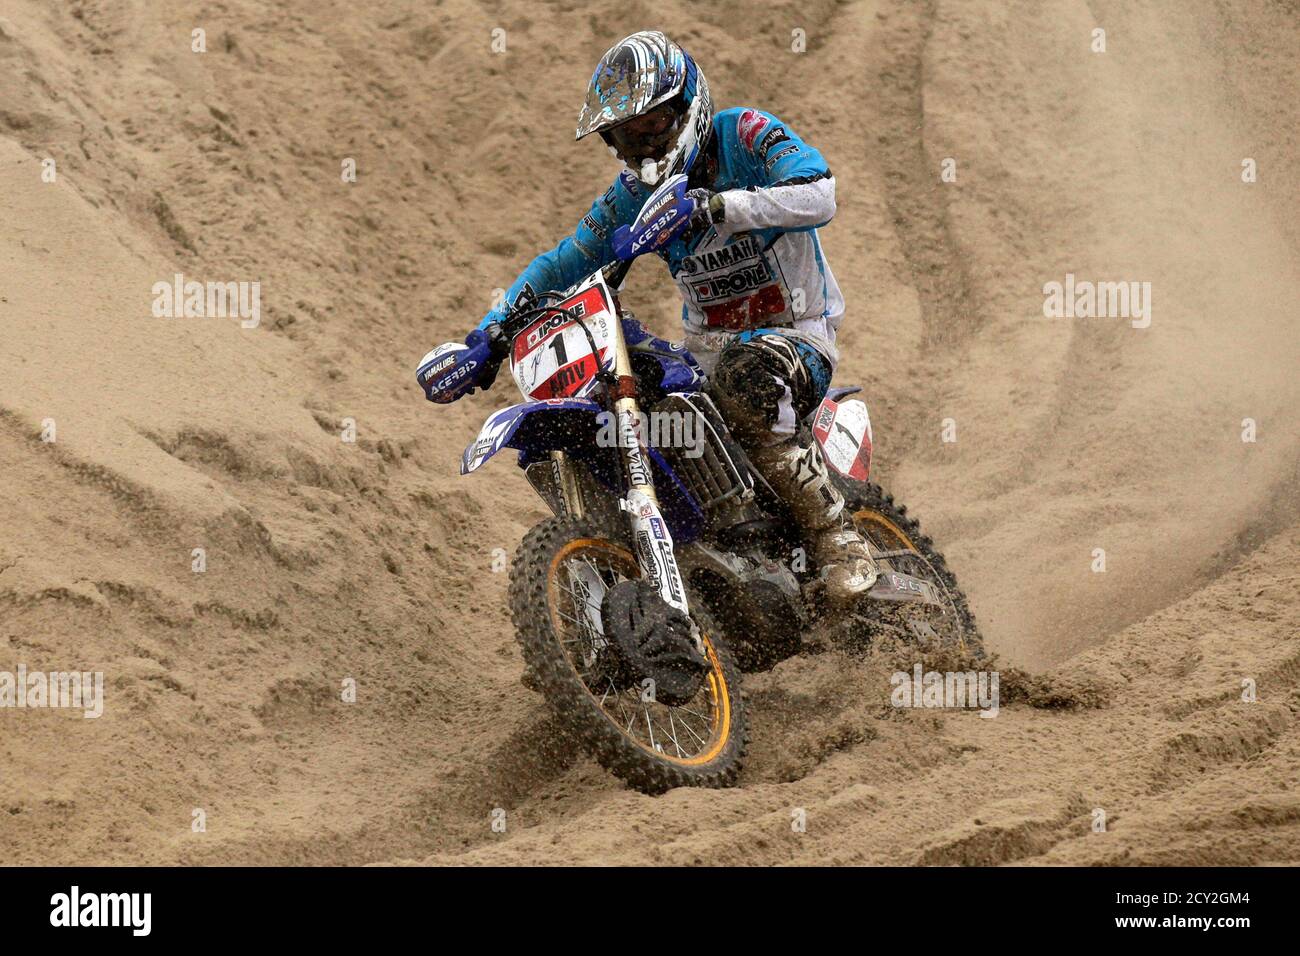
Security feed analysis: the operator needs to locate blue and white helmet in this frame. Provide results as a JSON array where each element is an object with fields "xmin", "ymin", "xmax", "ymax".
[{"xmin": 575, "ymin": 31, "xmax": 712, "ymax": 187}]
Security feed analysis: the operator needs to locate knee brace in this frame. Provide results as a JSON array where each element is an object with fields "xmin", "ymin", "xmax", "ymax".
[{"xmin": 707, "ymin": 332, "xmax": 828, "ymax": 442}]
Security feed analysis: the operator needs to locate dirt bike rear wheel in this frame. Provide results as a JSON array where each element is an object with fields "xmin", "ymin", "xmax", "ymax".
[
  {"xmin": 509, "ymin": 516, "xmax": 748, "ymax": 794},
  {"xmin": 836, "ymin": 478, "xmax": 984, "ymax": 657}
]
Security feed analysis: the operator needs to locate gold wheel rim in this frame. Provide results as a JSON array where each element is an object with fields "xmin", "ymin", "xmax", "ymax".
[
  {"xmin": 852, "ymin": 508, "xmax": 920, "ymax": 552},
  {"xmin": 546, "ymin": 538, "xmax": 732, "ymax": 766}
]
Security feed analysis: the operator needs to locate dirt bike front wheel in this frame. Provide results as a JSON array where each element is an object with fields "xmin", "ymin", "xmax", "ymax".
[{"xmin": 509, "ymin": 516, "xmax": 748, "ymax": 794}]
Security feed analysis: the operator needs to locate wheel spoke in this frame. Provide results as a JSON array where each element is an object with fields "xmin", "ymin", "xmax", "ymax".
[
  {"xmin": 672, "ymin": 711, "xmax": 707, "ymax": 748},
  {"xmin": 673, "ymin": 703, "xmax": 712, "ymax": 723},
  {"xmin": 667, "ymin": 711, "xmax": 685, "ymax": 758}
]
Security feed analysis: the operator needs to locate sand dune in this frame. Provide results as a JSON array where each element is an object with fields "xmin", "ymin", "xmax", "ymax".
[{"xmin": 1, "ymin": 0, "xmax": 1296, "ymax": 865}]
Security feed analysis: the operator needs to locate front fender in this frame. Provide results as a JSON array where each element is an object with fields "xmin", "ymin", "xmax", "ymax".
[{"xmin": 461, "ymin": 398, "xmax": 604, "ymax": 475}]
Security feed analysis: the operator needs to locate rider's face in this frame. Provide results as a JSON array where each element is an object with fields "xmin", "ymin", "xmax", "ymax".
[{"xmin": 607, "ymin": 103, "xmax": 679, "ymax": 163}]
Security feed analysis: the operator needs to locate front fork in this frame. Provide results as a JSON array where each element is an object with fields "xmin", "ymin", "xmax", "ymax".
[
  {"xmin": 546, "ymin": 309, "xmax": 692, "ymax": 621},
  {"xmin": 608, "ymin": 312, "xmax": 692, "ymax": 621}
]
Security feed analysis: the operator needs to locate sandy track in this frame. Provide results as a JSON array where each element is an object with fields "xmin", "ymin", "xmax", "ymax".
[{"xmin": 0, "ymin": 0, "xmax": 1297, "ymax": 865}]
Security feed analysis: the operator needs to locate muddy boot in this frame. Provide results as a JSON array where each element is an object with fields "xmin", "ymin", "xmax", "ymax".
[{"xmin": 749, "ymin": 439, "xmax": 879, "ymax": 606}]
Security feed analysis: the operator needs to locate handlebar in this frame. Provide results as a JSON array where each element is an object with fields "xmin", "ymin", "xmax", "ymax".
[{"xmin": 491, "ymin": 292, "xmax": 615, "ymax": 388}]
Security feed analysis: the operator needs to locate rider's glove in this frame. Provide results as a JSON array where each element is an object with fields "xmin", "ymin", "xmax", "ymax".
[
  {"xmin": 686, "ymin": 188, "xmax": 726, "ymax": 229},
  {"xmin": 474, "ymin": 321, "xmax": 510, "ymax": 392},
  {"xmin": 467, "ymin": 323, "xmax": 506, "ymax": 395},
  {"xmin": 483, "ymin": 320, "xmax": 510, "ymax": 362}
]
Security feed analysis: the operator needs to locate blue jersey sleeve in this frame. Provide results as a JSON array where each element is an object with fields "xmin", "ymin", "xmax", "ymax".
[
  {"xmin": 762, "ymin": 125, "xmax": 828, "ymax": 185},
  {"xmin": 478, "ymin": 173, "xmax": 643, "ymax": 329}
]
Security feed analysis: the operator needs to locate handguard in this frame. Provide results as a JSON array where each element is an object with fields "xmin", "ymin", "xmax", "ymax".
[{"xmin": 416, "ymin": 325, "xmax": 508, "ymax": 403}]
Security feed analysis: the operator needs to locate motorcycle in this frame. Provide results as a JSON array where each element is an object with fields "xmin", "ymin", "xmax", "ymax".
[{"xmin": 418, "ymin": 174, "xmax": 982, "ymax": 794}]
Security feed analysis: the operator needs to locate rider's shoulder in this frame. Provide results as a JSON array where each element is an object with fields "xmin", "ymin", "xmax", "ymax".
[
  {"xmin": 604, "ymin": 170, "xmax": 646, "ymax": 207},
  {"xmin": 583, "ymin": 171, "xmax": 644, "ymax": 229},
  {"xmin": 614, "ymin": 169, "xmax": 643, "ymax": 197},
  {"xmin": 713, "ymin": 107, "xmax": 789, "ymax": 153}
]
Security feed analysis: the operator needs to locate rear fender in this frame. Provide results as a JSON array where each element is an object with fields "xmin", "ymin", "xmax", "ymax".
[{"xmin": 811, "ymin": 394, "xmax": 873, "ymax": 481}]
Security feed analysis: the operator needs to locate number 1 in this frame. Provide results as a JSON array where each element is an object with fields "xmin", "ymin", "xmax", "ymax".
[{"xmin": 548, "ymin": 334, "xmax": 569, "ymax": 367}]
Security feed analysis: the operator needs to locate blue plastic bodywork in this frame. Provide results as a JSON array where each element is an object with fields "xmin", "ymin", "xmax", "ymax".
[{"xmin": 462, "ymin": 339, "xmax": 861, "ymax": 546}]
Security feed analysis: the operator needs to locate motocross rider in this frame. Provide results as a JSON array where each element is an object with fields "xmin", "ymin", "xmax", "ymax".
[{"xmin": 419, "ymin": 30, "xmax": 878, "ymax": 604}]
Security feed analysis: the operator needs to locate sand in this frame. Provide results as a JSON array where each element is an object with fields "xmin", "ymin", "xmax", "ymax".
[{"xmin": 0, "ymin": 0, "xmax": 1297, "ymax": 865}]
